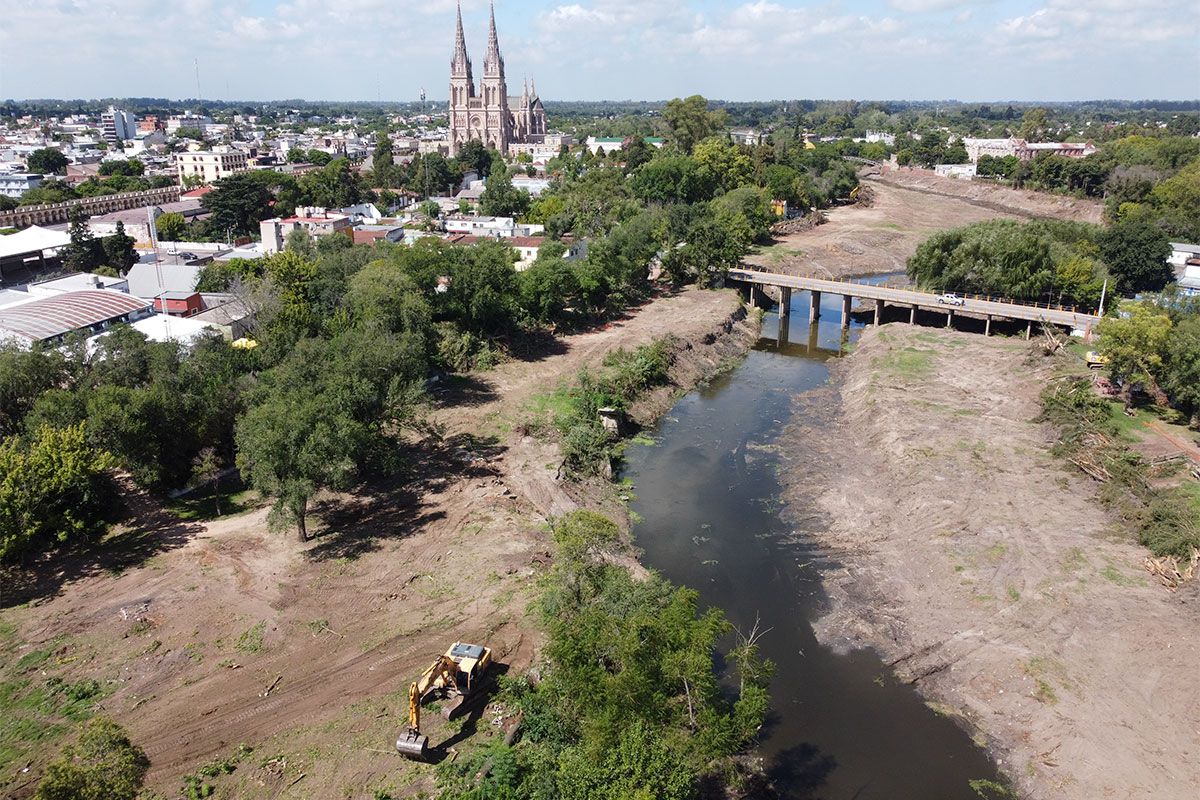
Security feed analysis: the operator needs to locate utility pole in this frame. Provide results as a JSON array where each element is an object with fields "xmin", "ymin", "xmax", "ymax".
[
  {"xmin": 194, "ymin": 58, "xmax": 202, "ymax": 101},
  {"xmin": 1097, "ymin": 277, "xmax": 1108, "ymax": 317}
]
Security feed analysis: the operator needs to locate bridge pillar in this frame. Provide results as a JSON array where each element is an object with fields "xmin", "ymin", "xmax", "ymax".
[
  {"xmin": 985, "ymin": 315, "xmax": 993, "ymax": 336},
  {"xmin": 874, "ymin": 298, "xmax": 885, "ymax": 326},
  {"xmin": 749, "ymin": 283, "xmax": 761, "ymax": 308},
  {"xmin": 809, "ymin": 290, "xmax": 821, "ymax": 324},
  {"xmin": 840, "ymin": 295, "xmax": 852, "ymax": 329},
  {"xmin": 779, "ymin": 287, "xmax": 792, "ymax": 322},
  {"xmin": 909, "ymin": 304, "xmax": 917, "ymax": 324},
  {"xmin": 946, "ymin": 310, "xmax": 954, "ymax": 329},
  {"xmin": 1025, "ymin": 320, "xmax": 1033, "ymax": 340}
]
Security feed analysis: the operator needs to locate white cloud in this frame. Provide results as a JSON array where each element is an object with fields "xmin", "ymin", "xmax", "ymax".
[{"xmin": 0, "ymin": 0, "xmax": 1194, "ymax": 101}]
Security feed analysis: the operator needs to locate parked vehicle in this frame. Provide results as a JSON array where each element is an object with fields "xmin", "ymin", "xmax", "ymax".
[{"xmin": 937, "ymin": 293, "xmax": 966, "ymax": 306}]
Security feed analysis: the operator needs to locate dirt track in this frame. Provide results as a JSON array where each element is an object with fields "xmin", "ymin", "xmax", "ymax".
[
  {"xmin": 1, "ymin": 287, "xmax": 755, "ymax": 798},
  {"xmin": 783, "ymin": 326, "xmax": 1200, "ymax": 800},
  {"xmin": 746, "ymin": 167, "xmax": 1105, "ymax": 279}
]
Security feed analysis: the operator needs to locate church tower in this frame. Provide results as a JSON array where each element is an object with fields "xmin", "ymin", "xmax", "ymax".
[
  {"xmin": 479, "ymin": 2, "xmax": 510, "ymax": 152},
  {"xmin": 448, "ymin": 1, "xmax": 474, "ymax": 155}
]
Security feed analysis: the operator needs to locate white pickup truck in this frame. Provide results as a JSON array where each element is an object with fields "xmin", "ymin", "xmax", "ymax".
[{"xmin": 937, "ymin": 293, "xmax": 966, "ymax": 306}]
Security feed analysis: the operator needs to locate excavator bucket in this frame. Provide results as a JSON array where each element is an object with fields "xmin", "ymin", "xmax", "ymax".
[{"xmin": 396, "ymin": 729, "xmax": 429, "ymax": 758}]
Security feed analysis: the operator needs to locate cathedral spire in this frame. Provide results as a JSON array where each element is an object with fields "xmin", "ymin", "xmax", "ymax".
[
  {"xmin": 451, "ymin": 1, "xmax": 471, "ymax": 76},
  {"xmin": 484, "ymin": 1, "xmax": 504, "ymax": 76}
]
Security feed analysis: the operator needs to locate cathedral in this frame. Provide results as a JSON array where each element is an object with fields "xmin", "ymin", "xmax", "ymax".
[{"xmin": 448, "ymin": 2, "xmax": 546, "ymax": 156}]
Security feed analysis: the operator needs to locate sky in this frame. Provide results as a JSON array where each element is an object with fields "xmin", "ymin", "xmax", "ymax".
[{"xmin": 1, "ymin": 0, "xmax": 1197, "ymax": 102}]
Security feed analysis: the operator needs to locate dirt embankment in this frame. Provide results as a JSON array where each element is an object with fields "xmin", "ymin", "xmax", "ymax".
[
  {"xmin": 745, "ymin": 168, "xmax": 1104, "ymax": 280},
  {"xmin": 0, "ymin": 288, "xmax": 758, "ymax": 799},
  {"xmin": 782, "ymin": 326, "xmax": 1200, "ymax": 800}
]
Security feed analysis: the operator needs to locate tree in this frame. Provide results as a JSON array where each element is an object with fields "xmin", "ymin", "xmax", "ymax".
[
  {"xmin": 201, "ymin": 171, "xmax": 276, "ymax": 236},
  {"xmin": 663, "ymin": 95, "xmax": 726, "ymax": 154},
  {"xmin": 412, "ymin": 153, "xmax": 457, "ymax": 196},
  {"xmin": 34, "ymin": 718, "xmax": 149, "ymax": 800},
  {"xmin": 622, "ymin": 136, "xmax": 652, "ymax": 173},
  {"xmin": 298, "ymin": 158, "xmax": 365, "ymax": 209},
  {"xmin": 306, "ymin": 149, "xmax": 333, "ymax": 166},
  {"xmin": 1161, "ymin": 314, "xmax": 1200, "ymax": 423},
  {"xmin": 371, "ymin": 136, "xmax": 398, "ymax": 188},
  {"xmin": 155, "ymin": 211, "xmax": 187, "ymax": 242},
  {"xmin": 455, "ymin": 139, "xmax": 493, "ymax": 177},
  {"xmin": 21, "ymin": 179, "xmax": 77, "ymax": 205},
  {"xmin": 1099, "ymin": 218, "xmax": 1172, "ymax": 294},
  {"xmin": 98, "ymin": 159, "xmax": 144, "ymax": 177},
  {"xmin": 1018, "ymin": 107, "xmax": 1048, "ymax": 142},
  {"xmin": 61, "ymin": 209, "xmax": 102, "ymax": 273},
  {"xmin": 286, "ymin": 147, "xmax": 308, "ymax": 163},
  {"xmin": 101, "ymin": 221, "xmax": 138, "ymax": 272},
  {"xmin": 189, "ymin": 446, "xmax": 223, "ymax": 517},
  {"xmin": 27, "ymin": 147, "xmax": 69, "ymax": 175},
  {"xmin": 693, "ymin": 137, "xmax": 753, "ymax": 194},
  {"xmin": 479, "ymin": 167, "xmax": 531, "ymax": 218},
  {"xmin": 1097, "ymin": 303, "xmax": 1173, "ymax": 398},
  {"xmin": 175, "ymin": 126, "xmax": 207, "ymax": 142},
  {"xmin": 0, "ymin": 424, "xmax": 113, "ymax": 562}
]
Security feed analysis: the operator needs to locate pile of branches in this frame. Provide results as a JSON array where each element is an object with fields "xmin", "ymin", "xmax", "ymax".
[
  {"xmin": 770, "ymin": 211, "xmax": 827, "ymax": 236},
  {"xmin": 1040, "ymin": 377, "xmax": 1200, "ymax": 573}
]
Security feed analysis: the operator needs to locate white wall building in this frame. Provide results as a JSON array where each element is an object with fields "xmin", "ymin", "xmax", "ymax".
[
  {"xmin": 0, "ymin": 173, "xmax": 43, "ymax": 198},
  {"xmin": 101, "ymin": 106, "xmax": 137, "ymax": 146},
  {"xmin": 175, "ymin": 150, "xmax": 248, "ymax": 185}
]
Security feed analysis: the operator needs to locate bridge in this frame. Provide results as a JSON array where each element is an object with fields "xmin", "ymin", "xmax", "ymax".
[{"xmin": 726, "ymin": 268, "xmax": 1102, "ymax": 339}]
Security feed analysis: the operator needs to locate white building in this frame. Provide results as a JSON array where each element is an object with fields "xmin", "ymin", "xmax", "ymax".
[
  {"xmin": 962, "ymin": 137, "xmax": 1098, "ymax": 164},
  {"xmin": 0, "ymin": 173, "xmax": 43, "ymax": 198},
  {"xmin": 175, "ymin": 150, "xmax": 249, "ymax": 185},
  {"xmin": 101, "ymin": 106, "xmax": 137, "ymax": 146},
  {"xmin": 1167, "ymin": 242, "xmax": 1200, "ymax": 268}
]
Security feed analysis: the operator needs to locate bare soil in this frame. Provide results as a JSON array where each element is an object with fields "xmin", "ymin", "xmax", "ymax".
[
  {"xmin": 746, "ymin": 167, "xmax": 1104, "ymax": 279},
  {"xmin": 0, "ymin": 287, "xmax": 756, "ymax": 799},
  {"xmin": 782, "ymin": 325, "xmax": 1200, "ymax": 800}
]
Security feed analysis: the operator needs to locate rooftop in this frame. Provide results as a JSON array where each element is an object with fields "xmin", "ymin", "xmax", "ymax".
[{"xmin": 0, "ymin": 289, "xmax": 150, "ymax": 342}]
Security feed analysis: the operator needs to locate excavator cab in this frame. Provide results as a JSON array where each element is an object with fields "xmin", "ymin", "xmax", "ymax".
[{"xmin": 396, "ymin": 641, "xmax": 492, "ymax": 758}]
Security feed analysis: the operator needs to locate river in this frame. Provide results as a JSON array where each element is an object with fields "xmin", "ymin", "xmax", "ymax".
[{"xmin": 621, "ymin": 285, "xmax": 1003, "ymax": 799}]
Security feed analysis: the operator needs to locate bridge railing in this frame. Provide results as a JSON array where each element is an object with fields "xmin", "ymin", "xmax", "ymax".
[{"xmin": 731, "ymin": 265, "xmax": 1092, "ymax": 317}]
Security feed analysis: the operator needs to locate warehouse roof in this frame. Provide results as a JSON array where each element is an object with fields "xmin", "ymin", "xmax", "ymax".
[{"xmin": 0, "ymin": 289, "xmax": 151, "ymax": 343}]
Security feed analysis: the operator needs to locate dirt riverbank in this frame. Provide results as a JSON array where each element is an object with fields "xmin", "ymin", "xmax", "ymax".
[
  {"xmin": 781, "ymin": 325, "xmax": 1200, "ymax": 800},
  {"xmin": 746, "ymin": 168, "xmax": 1104, "ymax": 280},
  {"xmin": 0, "ymin": 287, "xmax": 757, "ymax": 799}
]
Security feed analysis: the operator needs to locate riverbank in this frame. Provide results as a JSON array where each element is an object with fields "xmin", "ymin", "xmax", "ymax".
[
  {"xmin": 745, "ymin": 169, "xmax": 1104, "ymax": 280},
  {"xmin": 783, "ymin": 325, "xmax": 1200, "ymax": 800},
  {"xmin": 0, "ymin": 287, "xmax": 757, "ymax": 799}
]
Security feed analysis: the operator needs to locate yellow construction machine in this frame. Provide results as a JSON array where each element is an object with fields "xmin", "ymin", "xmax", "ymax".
[{"xmin": 396, "ymin": 641, "xmax": 493, "ymax": 758}]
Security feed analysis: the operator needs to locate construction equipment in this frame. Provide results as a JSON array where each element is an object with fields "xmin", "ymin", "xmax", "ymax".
[{"xmin": 396, "ymin": 642, "xmax": 493, "ymax": 758}]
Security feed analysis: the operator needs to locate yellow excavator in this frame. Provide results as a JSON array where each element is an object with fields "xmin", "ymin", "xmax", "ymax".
[{"xmin": 396, "ymin": 642, "xmax": 493, "ymax": 758}]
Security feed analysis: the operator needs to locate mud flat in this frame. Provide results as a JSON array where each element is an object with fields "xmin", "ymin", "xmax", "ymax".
[{"xmin": 782, "ymin": 325, "xmax": 1200, "ymax": 800}]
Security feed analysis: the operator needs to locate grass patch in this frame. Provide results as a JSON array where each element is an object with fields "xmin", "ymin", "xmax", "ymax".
[
  {"xmin": 235, "ymin": 623, "xmax": 266, "ymax": 654},
  {"xmin": 876, "ymin": 346, "xmax": 935, "ymax": 381},
  {"xmin": 170, "ymin": 487, "xmax": 260, "ymax": 522}
]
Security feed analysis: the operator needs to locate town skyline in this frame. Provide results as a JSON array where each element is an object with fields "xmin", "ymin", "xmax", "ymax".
[{"xmin": 1, "ymin": 0, "xmax": 1196, "ymax": 103}]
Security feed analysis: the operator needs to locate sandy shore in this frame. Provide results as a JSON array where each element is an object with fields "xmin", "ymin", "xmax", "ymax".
[{"xmin": 781, "ymin": 325, "xmax": 1200, "ymax": 800}]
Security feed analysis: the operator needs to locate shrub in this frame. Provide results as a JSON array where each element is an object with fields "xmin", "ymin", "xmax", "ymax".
[{"xmin": 35, "ymin": 718, "xmax": 149, "ymax": 800}]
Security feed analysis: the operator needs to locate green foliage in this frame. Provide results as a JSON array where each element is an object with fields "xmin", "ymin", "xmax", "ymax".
[
  {"xmin": 1040, "ymin": 379, "xmax": 1199, "ymax": 559},
  {"xmin": 437, "ymin": 510, "xmax": 770, "ymax": 800},
  {"xmin": 663, "ymin": 95, "xmax": 726, "ymax": 154},
  {"xmin": 26, "ymin": 148, "xmax": 69, "ymax": 175},
  {"xmin": 907, "ymin": 219, "xmax": 1111, "ymax": 308},
  {"xmin": 1098, "ymin": 218, "xmax": 1172, "ymax": 294},
  {"xmin": 155, "ymin": 211, "xmax": 187, "ymax": 242},
  {"xmin": 480, "ymin": 167, "xmax": 531, "ymax": 218},
  {"xmin": 0, "ymin": 424, "xmax": 113, "ymax": 562},
  {"xmin": 34, "ymin": 717, "xmax": 148, "ymax": 800}
]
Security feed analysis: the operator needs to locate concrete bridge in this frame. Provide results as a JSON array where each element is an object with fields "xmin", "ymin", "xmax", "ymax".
[{"xmin": 727, "ymin": 268, "xmax": 1102, "ymax": 339}]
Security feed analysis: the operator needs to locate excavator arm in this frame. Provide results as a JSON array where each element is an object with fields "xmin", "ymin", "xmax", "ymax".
[{"xmin": 396, "ymin": 681, "xmax": 429, "ymax": 758}]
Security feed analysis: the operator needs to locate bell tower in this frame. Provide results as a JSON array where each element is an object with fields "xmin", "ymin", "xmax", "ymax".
[
  {"xmin": 449, "ymin": 1, "xmax": 474, "ymax": 155},
  {"xmin": 479, "ymin": 2, "xmax": 510, "ymax": 152}
]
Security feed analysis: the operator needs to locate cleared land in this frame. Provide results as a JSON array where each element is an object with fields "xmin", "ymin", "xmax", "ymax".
[
  {"xmin": 747, "ymin": 167, "xmax": 1105, "ymax": 279},
  {"xmin": 0, "ymin": 287, "xmax": 755, "ymax": 799},
  {"xmin": 783, "ymin": 326, "xmax": 1200, "ymax": 800}
]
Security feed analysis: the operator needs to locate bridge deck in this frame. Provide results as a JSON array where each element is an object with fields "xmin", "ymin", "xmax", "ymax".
[{"xmin": 727, "ymin": 268, "xmax": 1102, "ymax": 330}]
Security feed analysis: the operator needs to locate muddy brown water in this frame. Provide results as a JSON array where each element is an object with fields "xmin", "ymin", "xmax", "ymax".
[{"xmin": 621, "ymin": 282, "xmax": 1003, "ymax": 799}]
